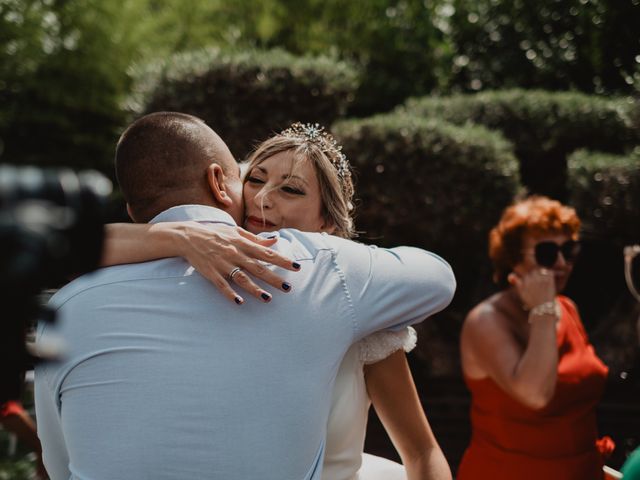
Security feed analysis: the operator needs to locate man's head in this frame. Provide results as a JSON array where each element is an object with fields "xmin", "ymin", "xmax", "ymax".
[{"xmin": 115, "ymin": 112, "xmax": 243, "ymax": 223}]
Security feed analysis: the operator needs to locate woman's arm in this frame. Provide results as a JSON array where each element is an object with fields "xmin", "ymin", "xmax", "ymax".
[
  {"xmin": 102, "ymin": 222, "xmax": 300, "ymax": 303},
  {"xmin": 365, "ymin": 350, "xmax": 452, "ymax": 480},
  {"xmin": 461, "ymin": 269, "xmax": 558, "ymax": 409}
]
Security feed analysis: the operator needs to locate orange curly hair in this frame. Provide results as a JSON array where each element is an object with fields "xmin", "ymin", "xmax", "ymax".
[{"xmin": 489, "ymin": 196, "xmax": 581, "ymax": 287}]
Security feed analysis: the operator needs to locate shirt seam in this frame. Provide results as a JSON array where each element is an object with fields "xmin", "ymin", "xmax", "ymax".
[{"xmin": 328, "ymin": 248, "xmax": 358, "ymax": 345}]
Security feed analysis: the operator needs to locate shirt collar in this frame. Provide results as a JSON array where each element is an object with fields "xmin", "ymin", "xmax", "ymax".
[{"xmin": 149, "ymin": 205, "xmax": 238, "ymax": 226}]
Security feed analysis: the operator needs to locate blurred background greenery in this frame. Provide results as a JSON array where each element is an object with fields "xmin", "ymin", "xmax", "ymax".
[
  {"xmin": 2, "ymin": 0, "xmax": 638, "ymax": 171},
  {"xmin": 1, "ymin": 0, "xmax": 639, "ymax": 475}
]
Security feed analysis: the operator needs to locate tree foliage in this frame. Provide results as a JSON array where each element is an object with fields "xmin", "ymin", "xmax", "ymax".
[
  {"xmin": 445, "ymin": 0, "xmax": 640, "ymax": 94},
  {"xmin": 0, "ymin": 0, "xmax": 150, "ymax": 171},
  {"xmin": 1, "ymin": 0, "xmax": 638, "ymax": 170},
  {"xmin": 224, "ymin": 0, "xmax": 452, "ymax": 115}
]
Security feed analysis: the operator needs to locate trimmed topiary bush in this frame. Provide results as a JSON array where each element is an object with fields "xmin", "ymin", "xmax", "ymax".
[
  {"xmin": 568, "ymin": 149, "xmax": 640, "ymax": 245},
  {"xmin": 400, "ymin": 90, "xmax": 640, "ymax": 201},
  {"xmin": 128, "ymin": 47, "xmax": 360, "ymax": 159},
  {"xmin": 563, "ymin": 149, "xmax": 640, "ymax": 344},
  {"xmin": 332, "ymin": 112, "xmax": 520, "ymax": 309}
]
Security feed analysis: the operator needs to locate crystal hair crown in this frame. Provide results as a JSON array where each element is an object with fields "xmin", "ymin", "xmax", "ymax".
[{"xmin": 280, "ymin": 122, "xmax": 351, "ymax": 184}]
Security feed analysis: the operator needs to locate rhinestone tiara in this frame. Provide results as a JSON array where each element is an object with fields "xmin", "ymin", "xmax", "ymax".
[{"xmin": 279, "ymin": 122, "xmax": 352, "ymax": 185}]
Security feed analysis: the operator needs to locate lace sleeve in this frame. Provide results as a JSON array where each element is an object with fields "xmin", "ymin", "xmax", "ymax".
[{"xmin": 358, "ymin": 327, "xmax": 417, "ymax": 365}]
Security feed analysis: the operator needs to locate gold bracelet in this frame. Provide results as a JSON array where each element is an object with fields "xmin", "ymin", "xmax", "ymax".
[{"xmin": 528, "ymin": 300, "xmax": 560, "ymax": 323}]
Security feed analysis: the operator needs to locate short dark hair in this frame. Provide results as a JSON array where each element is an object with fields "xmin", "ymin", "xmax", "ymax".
[{"xmin": 115, "ymin": 112, "xmax": 234, "ymax": 222}]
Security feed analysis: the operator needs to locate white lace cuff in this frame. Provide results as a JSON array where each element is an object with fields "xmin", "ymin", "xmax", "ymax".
[{"xmin": 358, "ymin": 327, "xmax": 417, "ymax": 365}]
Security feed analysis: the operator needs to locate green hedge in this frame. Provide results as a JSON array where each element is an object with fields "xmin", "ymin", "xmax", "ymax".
[
  {"xmin": 568, "ymin": 149, "xmax": 640, "ymax": 245},
  {"xmin": 400, "ymin": 90, "xmax": 640, "ymax": 200},
  {"xmin": 129, "ymin": 47, "xmax": 360, "ymax": 159},
  {"xmin": 332, "ymin": 112, "xmax": 520, "ymax": 308}
]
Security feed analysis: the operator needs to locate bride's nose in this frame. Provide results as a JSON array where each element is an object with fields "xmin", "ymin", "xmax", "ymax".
[{"xmin": 254, "ymin": 187, "xmax": 273, "ymax": 209}]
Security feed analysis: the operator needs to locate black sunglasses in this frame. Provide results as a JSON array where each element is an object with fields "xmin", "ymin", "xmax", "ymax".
[{"xmin": 534, "ymin": 240, "xmax": 581, "ymax": 268}]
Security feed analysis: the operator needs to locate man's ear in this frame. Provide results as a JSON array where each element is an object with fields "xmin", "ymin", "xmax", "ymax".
[
  {"xmin": 126, "ymin": 204, "xmax": 137, "ymax": 222},
  {"xmin": 206, "ymin": 164, "xmax": 233, "ymax": 207}
]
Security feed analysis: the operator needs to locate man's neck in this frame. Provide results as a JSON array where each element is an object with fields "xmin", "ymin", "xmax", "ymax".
[{"xmin": 148, "ymin": 204, "xmax": 239, "ymax": 226}]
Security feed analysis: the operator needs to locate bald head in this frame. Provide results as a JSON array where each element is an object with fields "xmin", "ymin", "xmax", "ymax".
[{"xmin": 115, "ymin": 112, "xmax": 240, "ymax": 222}]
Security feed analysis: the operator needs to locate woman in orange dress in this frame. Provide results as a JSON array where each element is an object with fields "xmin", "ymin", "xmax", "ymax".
[{"xmin": 458, "ymin": 196, "xmax": 612, "ymax": 480}]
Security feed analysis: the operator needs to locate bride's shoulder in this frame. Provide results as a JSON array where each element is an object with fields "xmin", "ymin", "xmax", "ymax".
[{"xmin": 357, "ymin": 327, "xmax": 417, "ymax": 365}]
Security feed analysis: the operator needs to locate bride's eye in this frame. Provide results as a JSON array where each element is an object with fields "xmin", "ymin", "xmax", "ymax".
[
  {"xmin": 246, "ymin": 176, "xmax": 265, "ymax": 185},
  {"xmin": 281, "ymin": 185, "xmax": 304, "ymax": 195}
]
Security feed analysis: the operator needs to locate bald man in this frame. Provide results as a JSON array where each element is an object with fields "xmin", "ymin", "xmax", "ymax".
[{"xmin": 35, "ymin": 112, "xmax": 456, "ymax": 480}]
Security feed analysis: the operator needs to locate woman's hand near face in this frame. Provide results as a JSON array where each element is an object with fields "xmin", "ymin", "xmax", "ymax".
[
  {"xmin": 508, "ymin": 269, "xmax": 556, "ymax": 310},
  {"xmin": 102, "ymin": 222, "xmax": 299, "ymax": 304}
]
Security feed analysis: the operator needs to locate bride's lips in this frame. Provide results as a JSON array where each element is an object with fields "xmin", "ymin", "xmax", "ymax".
[{"xmin": 245, "ymin": 215, "xmax": 277, "ymax": 228}]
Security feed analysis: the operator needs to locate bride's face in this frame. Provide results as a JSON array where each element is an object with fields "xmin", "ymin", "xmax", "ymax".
[{"xmin": 242, "ymin": 150, "xmax": 335, "ymax": 235}]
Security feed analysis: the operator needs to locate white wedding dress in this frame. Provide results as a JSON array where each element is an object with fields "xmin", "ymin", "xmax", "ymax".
[{"xmin": 322, "ymin": 327, "xmax": 417, "ymax": 480}]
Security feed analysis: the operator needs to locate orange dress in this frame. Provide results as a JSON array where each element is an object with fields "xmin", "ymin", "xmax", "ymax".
[{"xmin": 458, "ymin": 295, "xmax": 610, "ymax": 480}]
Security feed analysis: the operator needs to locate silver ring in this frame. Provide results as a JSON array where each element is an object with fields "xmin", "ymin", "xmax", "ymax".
[{"xmin": 228, "ymin": 267, "xmax": 242, "ymax": 281}]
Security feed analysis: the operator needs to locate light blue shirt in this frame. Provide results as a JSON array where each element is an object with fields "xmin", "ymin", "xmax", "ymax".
[{"xmin": 35, "ymin": 205, "xmax": 455, "ymax": 480}]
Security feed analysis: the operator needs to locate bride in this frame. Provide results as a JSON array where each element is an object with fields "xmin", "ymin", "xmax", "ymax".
[{"xmin": 102, "ymin": 122, "xmax": 451, "ymax": 480}]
